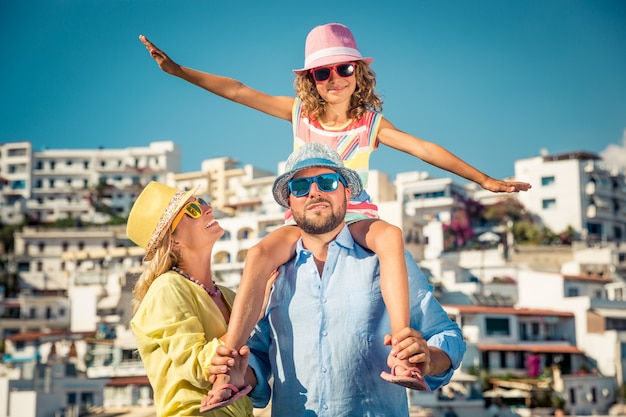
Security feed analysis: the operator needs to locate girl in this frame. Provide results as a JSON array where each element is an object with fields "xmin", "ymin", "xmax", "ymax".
[{"xmin": 139, "ymin": 22, "xmax": 531, "ymax": 403}]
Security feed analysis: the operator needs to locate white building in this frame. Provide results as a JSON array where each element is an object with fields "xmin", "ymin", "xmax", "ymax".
[
  {"xmin": 515, "ymin": 150, "xmax": 626, "ymax": 242},
  {"xmin": 0, "ymin": 141, "xmax": 32, "ymax": 225},
  {"xmin": 0, "ymin": 140, "xmax": 180, "ymax": 225}
]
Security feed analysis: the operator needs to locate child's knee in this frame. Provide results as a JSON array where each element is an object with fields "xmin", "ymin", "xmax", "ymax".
[
  {"xmin": 377, "ymin": 223, "xmax": 404, "ymax": 247},
  {"xmin": 247, "ymin": 242, "xmax": 270, "ymax": 260}
]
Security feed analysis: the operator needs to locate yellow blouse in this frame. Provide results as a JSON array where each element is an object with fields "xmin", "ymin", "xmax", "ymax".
[{"xmin": 131, "ymin": 270, "xmax": 253, "ymax": 417}]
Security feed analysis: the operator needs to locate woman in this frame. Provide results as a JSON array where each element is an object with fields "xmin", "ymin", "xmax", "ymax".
[{"xmin": 126, "ymin": 181, "xmax": 253, "ymax": 416}]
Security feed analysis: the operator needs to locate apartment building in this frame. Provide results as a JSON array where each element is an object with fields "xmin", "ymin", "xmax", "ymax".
[
  {"xmin": 0, "ymin": 140, "xmax": 180, "ymax": 225},
  {"xmin": 0, "ymin": 141, "xmax": 32, "ymax": 225},
  {"xmin": 515, "ymin": 150, "xmax": 626, "ymax": 242}
]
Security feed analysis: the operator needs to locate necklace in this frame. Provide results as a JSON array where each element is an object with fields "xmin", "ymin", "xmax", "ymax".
[{"xmin": 171, "ymin": 266, "xmax": 220, "ymax": 297}]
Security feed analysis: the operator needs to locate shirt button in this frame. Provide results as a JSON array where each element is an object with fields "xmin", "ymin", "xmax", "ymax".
[
  {"xmin": 321, "ymin": 367, "xmax": 327, "ymax": 373},
  {"xmin": 323, "ymin": 404, "xmax": 328, "ymax": 410},
  {"xmin": 321, "ymin": 298, "xmax": 327, "ymax": 303},
  {"xmin": 322, "ymin": 330, "xmax": 328, "ymax": 336}
]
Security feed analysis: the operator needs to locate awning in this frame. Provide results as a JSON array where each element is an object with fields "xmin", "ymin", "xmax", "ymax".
[
  {"xmin": 106, "ymin": 376, "xmax": 151, "ymax": 387},
  {"xmin": 477, "ymin": 343, "xmax": 584, "ymax": 354},
  {"xmin": 483, "ymin": 388, "xmax": 528, "ymax": 398},
  {"xmin": 591, "ymin": 308, "xmax": 626, "ymax": 319}
]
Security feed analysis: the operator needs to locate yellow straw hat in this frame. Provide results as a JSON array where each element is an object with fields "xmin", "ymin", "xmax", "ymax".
[{"xmin": 126, "ymin": 181, "xmax": 198, "ymax": 261}]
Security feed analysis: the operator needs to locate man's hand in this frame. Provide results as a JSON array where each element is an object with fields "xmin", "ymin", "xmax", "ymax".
[
  {"xmin": 204, "ymin": 345, "xmax": 251, "ymax": 406},
  {"xmin": 385, "ymin": 327, "xmax": 431, "ymax": 375}
]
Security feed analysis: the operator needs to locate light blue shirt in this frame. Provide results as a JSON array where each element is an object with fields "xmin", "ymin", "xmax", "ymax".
[{"xmin": 247, "ymin": 225, "xmax": 466, "ymax": 417}]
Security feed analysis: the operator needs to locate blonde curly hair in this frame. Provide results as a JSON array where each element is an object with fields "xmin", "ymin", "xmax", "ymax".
[
  {"xmin": 131, "ymin": 232, "xmax": 180, "ymax": 314},
  {"xmin": 294, "ymin": 61, "xmax": 383, "ymax": 122}
]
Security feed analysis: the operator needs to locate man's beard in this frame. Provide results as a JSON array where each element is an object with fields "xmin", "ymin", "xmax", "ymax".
[{"xmin": 293, "ymin": 197, "xmax": 346, "ymax": 234}]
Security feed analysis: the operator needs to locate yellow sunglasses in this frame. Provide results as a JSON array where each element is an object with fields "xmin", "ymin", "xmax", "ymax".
[{"xmin": 171, "ymin": 197, "xmax": 210, "ymax": 232}]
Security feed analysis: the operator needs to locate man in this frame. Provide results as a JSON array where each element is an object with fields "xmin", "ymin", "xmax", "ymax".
[{"xmin": 210, "ymin": 143, "xmax": 466, "ymax": 416}]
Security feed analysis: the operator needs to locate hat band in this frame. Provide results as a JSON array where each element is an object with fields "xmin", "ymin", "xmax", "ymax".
[
  {"xmin": 292, "ymin": 157, "xmax": 338, "ymax": 171},
  {"xmin": 304, "ymin": 46, "xmax": 363, "ymax": 68}
]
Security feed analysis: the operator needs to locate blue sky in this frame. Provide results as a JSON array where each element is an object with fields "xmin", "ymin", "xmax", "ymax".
[{"xmin": 2, "ymin": 0, "xmax": 625, "ymax": 185}]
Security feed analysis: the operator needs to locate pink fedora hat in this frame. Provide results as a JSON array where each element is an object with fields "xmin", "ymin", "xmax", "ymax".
[{"xmin": 293, "ymin": 23, "xmax": 373, "ymax": 74}]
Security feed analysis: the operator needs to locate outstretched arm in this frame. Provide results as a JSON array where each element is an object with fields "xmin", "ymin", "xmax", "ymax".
[
  {"xmin": 377, "ymin": 118, "xmax": 531, "ymax": 193},
  {"xmin": 139, "ymin": 35, "xmax": 295, "ymax": 120}
]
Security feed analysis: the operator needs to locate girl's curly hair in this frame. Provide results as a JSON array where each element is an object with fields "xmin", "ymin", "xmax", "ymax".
[{"xmin": 294, "ymin": 61, "xmax": 383, "ymax": 122}]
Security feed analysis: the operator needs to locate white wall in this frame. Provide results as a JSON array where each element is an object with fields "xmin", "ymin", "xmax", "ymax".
[
  {"xmin": 517, "ymin": 269, "xmax": 564, "ymax": 308},
  {"xmin": 69, "ymin": 286, "xmax": 98, "ymax": 332}
]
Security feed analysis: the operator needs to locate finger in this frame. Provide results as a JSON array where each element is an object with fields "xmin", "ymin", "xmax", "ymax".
[
  {"xmin": 393, "ymin": 328, "xmax": 422, "ymax": 346},
  {"xmin": 239, "ymin": 345, "xmax": 250, "ymax": 356},
  {"xmin": 407, "ymin": 351, "xmax": 429, "ymax": 366},
  {"xmin": 395, "ymin": 339, "xmax": 422, "ymax": 359},
  {"xmin": 139, "ymin": 35, "xmax": 152, "ymax": 47},
  {"xmin": 210, "ymin": 355, "xmax": 234, "ymax": 367},
  {"xmin": 207, "ymin": 364, "xmax": 230, "ymax": 376}
]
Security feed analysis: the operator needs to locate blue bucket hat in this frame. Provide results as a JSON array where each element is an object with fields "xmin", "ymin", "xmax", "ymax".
[{"xmin": 272, "ymin": 143, "xmax": 363, "ymax": 208}]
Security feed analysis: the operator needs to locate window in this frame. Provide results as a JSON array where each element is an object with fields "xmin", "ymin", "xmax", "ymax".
[
  {"xmin": 541, "ymin": 176, "xmax": 555, "ymax": 186},
  {"xmin": 567, "ymin": 287, "xmax": 579, "ymax": 297},
  {"xmin": 412, "ymin": 191, "xmax": 446, "ymax": 199},
  {"xmin": 8, "ymin": 148, "xmax": 27, "ymax": 157},
  {"xmin": 587, "ymin": 222, "xmax": 602, "ymax": 235},
  {"xmin": 531, "ymin": 322, "xmax": 540, "ymax": 338},
  {"xmin": 11, "ymin": 180, "xmax": 26, "ymax": 190},
  {"xmin": 590, "ymin": 387, "xmax": 597, "ymax": 403},
  {"xmin": 542, "ymin": 199, "xmax": 556, "ymax": 209},
  {"xmin": 485, "ymin": 317, "xmax": 510, "ymax": 336}
]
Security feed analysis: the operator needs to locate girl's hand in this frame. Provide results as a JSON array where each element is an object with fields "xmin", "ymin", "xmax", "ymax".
[
  {"xmin": 139, "ymin": 34, "xmax": 181, "ymax": 75},
  {"xmin": 482, "ymin": 177, "xmax": 532, "ymax": 193}
]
